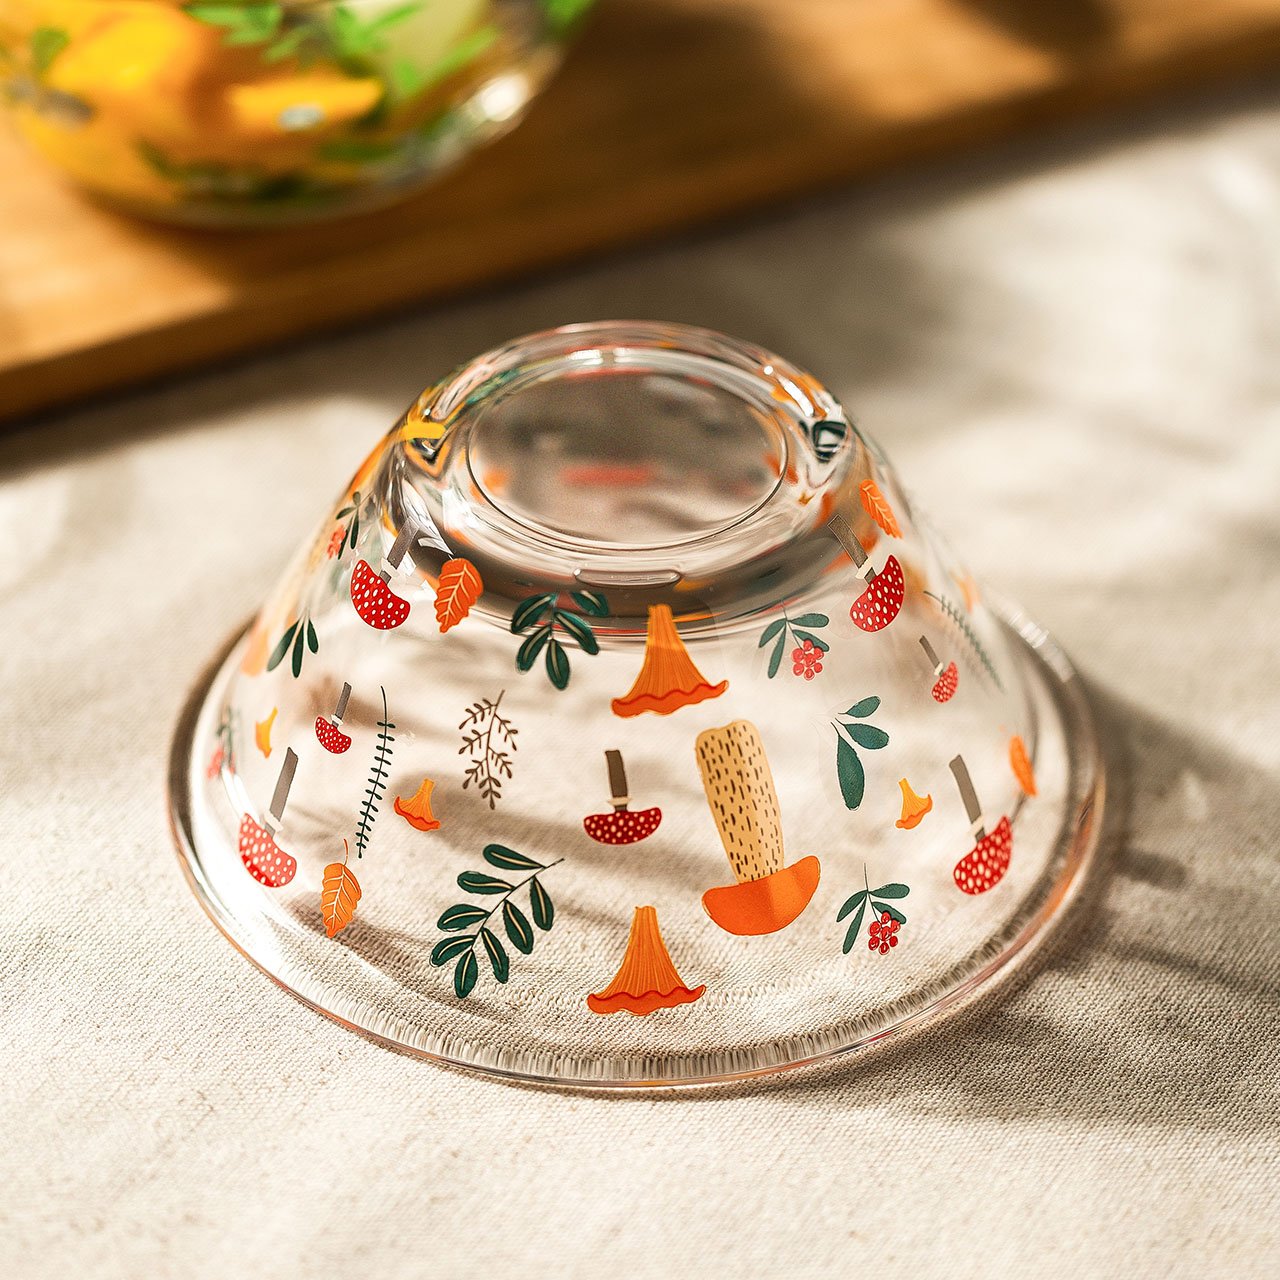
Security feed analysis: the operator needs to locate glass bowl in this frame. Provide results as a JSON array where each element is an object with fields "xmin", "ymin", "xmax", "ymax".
[
  {"xmin": 168, "ymin": 321, "xmax": 1104, "ymax": 1087},
  {"xmin": 0, "ymin": 0, "xmax": 592, "ymax": 225}
]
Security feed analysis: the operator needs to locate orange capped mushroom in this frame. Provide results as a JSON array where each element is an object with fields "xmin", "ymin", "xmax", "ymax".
[
  {"xmin": 695, "ymin": 720, "xmax": 821, "ymax": 935},
  {"xmin": 611, "ymin": 605, "xmax": 728, "ymax": 718},
  {"xmin": 587, "ymin": 906, "xmax": 706, "ymax": 1016},
  {"xmin": 1009, "ymin": 735, "xmax": 1037, "ymax": 796},
  {"xmin": 254, "ymin": 707, "xmax": 277, "ymax": 758},
  {"xmin": 394, "ymin": 778, "xmax": 441, "ymax": 832},
  {"xmin": 896, "ymin": 778, "xmax": 933, "ymax": 829}
]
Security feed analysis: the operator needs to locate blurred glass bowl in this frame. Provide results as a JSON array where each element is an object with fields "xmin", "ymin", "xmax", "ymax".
[{"xmin": 0, "ymin": 0, "xmax": 593, "ymax": 226}]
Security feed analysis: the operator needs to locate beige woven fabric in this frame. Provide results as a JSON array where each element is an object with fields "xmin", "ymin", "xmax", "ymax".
[{"xmin": 3, "ymin": 86, "xmax": 1279, "ymax": 1279}]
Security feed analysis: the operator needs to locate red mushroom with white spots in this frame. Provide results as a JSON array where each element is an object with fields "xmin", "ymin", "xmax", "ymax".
[
  {"xmin": 349, "ymin": 523, "xmax": 426, "ymax": 631},
  {"xmin": 948, "ymin": 755, "xmax": 1012, "ymax": 894},
  {"xmin": 238, "ymin": 748, "xmax": 300, "ymax": 888},
  {"xmin": 315, "ymin": 682, "xmax": 353, "ymax": 754},
  {"xmin": 583, "ymin": 750, "xmax": 662, "ymax": 845},
  {"xmin": 827, "ymin": 514, "xmax": 904, "ymax": 633},
  {"xmin": 918, "ymin": 635, "xmax": 959, "ymax": 703}
]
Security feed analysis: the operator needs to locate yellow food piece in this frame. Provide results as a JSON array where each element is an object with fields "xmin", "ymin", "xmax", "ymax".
[
  {"xmin": 13, "ymin": 105, "xmax": 176, "ymax": 204},
  {"xmin": 43, "ymin": 4, "xmax": 223, "ymax": 144},
  {"xmin": 224, "ymin": 72, "xmax": 383, "ymax": 141}
]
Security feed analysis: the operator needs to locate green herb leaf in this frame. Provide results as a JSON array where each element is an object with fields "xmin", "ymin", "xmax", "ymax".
[
  {"xmin": 317, "ymin": 136, "xmax": 405, "ymax": 164},
  {"xmin": 454, "ymin": 949, "xmax": 478, "ymax": 998},
  {"xmin": 290, "ymin": 625, "xmax": 306, "ymax": 678},
  {"xmin": 30, "ymin": 27, "xmax": 69, "ymax": 74},
  {"xmin": 306, "ymin": 619, "xmax": 319, "ymax": 653},
  {"xmin": 364, "ymin": 1, "xmax": 421, "ymax": 36},
  {"xmin": 483, "ymin": 844, "xmax": 543, "ymax": 872},
  {"xmin": 390, "ymin": 22, "xmax": 500, "ymax": 100},
  {"xmin": 791, "ymin": 629, "xmax": 829, "ymax": 652},
  {"xmin": 529, "ymin": 878, "xmax": 554, "ymax": 931},
  {"xmin": 541, "ymin": 0, "xmax": 595, "ymax": 35},
  {"xmin": 836, "ymin": 889, "xmax": 868, "ymax": 921},
  {"xmin": 480, "ymin": 928, "xmax": 509, "ymax": 982},
  {"xmin": 789, "ymin": 613, "xmax": 829, "ymax": 628},
  {"xmin": 515, "ymin": 625, "xmax": 551, "ymax": 672},
  {"xmin": 842, "ymin": 901, "xmax": 867, "ymax": 954},
  {"xmin": 843, "ymin": 721, "xmax": 889, "ymax": 751},
  {"xmin": 326, "ymin": 5, "xmax": 371, "ymax": 59},
  {"xmin": 502, "ymin": 900, "xmax": 534, "ymax": 954},
  {"xmin": 767, "ymin": 630, "xmax": 787, "ymax": 679},
  {"xmin": 845, "ymin": 696, "xmax": 881, "ymax": 718},
  {"xmin": 836, "ymin": 736, "xmax": 865, "ymax": 810},
  {"xmin": 431, "ymin": 934, "xmax": 474, "ymax": 965},
  {"xmin": 871, "ymin": 902, "xmax": 906, "ymax": 925},
  {"xmin": 328, "ymin": 1, "xmax": 420, "ymax": 59},
  {"xmin": 758, "ymin": 619, "xmax": 785, "ymax": 647},
  {"xmin": 870, "ymin": 883, "xmax": 910, "ymax": 899},
  {"xmin": 263, "ymin": 25, "xmax": 311, "ymax": 63},
  {"xmin": 438, "ymin": 904, "xmax": 488, "ymax": 932},
  {"xmin": 511, "ymin": 593, "xmax": 554, "ymax": 633},
  {"xmin": 186, "ymin": 3, "xmax": 283, "ymax": 46},
  {"xmin": 545, "ymin": 638, "xmax": 570, "ymax": 689},
  {"xmin": 266, "ymin": 621, "xmax": 298, "ymax": 672},
  {"xmin": 184, "ymin": 4, "xmax": 251, "ymax": 26},
  {"xmin": 388, "ymin": 57, "xmax": 431, "ymax": 99},
  {"xmin": 554, "ymin": 610, "xmax": 599, "ymax": 654},
  {"xmin": 458, "ymin": 871, "xmax": 512, "ymax": 895},
  {"xmin": 570, "ymin": 590, "xmax": 609, "ymax": 616}
]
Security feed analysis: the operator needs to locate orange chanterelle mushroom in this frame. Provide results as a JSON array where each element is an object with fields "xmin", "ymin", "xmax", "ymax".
[
  {"xmin": 611, "ymin": 605, "xmax": 728, "ymax": 718},
  {"xmin": 587, "ymin": 906, "xmax": 706, "ymax": 1016},
  {"xmin": 394, "ymin": 778, "xmax": 441, "ymax": 832}
]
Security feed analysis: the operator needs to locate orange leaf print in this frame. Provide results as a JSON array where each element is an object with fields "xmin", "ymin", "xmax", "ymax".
[
  {"xmin": 434, "ymin": 558, "xmax": 483, "ymax": 633},
  {"xmin": 321, "ymin": 853, "xmax": 362, "ymax": 938},
  {"xmin": 859, "ymin": 479, "xmax": 902, "ymax": 538},
  {"xmin": 1009, "ymin": 735, "xmax": 1037, "ymax": 796}
]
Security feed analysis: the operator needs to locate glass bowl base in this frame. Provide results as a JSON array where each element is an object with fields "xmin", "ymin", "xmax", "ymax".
[{"xmin": 168, "ymin": 602, "xmax": 1104, "ymax": 1090}]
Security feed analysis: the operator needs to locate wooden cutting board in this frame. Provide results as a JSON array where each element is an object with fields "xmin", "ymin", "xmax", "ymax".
[{"xmin": 5, "ymin": 0, "xmax": 1280, "ymax": 422}]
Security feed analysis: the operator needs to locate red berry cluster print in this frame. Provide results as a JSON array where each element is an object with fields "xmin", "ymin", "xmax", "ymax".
[
  {"xmin": 793, "ymin": 639, "xmax": 824, "ymax": 680},
  {"xmin": 758, "ymin": 612, "xmax": 830, "ymax": 679},
  {"xmin": 837, "ymin": 867, "xmax": 910, "ymax": 955},
  {"xmin": 868, "ymin": 912, "xmax": 901, "ymax": 954}
]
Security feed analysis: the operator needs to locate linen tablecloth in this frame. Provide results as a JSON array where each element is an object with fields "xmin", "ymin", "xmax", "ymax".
[{"xmin": 2, "ymin": 82, "xmax": 1278, "ymax": 1278}]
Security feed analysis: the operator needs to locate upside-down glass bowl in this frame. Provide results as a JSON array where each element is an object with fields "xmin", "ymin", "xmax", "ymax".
[
  {"xmin": 169, "ymin": 321, "xmax": 1104, "ymax": 1087},
  {"xmin": 0, "ymin": 0, "xmax": 592, "ymax": 225}
]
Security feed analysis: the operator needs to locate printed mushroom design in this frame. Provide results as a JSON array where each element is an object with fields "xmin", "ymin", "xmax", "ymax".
[
  {"xmin": 583, "ymin": 750, "xmax": 661, "ymax": 845},
  {"xmin": 918, "ymin": 636, "xmax": 959, "ymax": 703},
  {"xmin": 587, "ymin": 906, "xmax": 705, "ymax": 1016},
  {"xmin": 827, "ymin": 513, "xmax": 904, "ymax": 633},
  {"xmin": 696, "ymin": 720, "xmax": 821, "ymax": 935},
  {"xmin": 238, "ymin": 748, "xmax": 300, "ymax": 888},
  {"xmin": 896, "ymin": 778, "xmax": 933, "ymax": 829},
  {"xmin": 350, "ymin": 522, "xmax": 421, "ymax": 631},
  {"xmin": 612, "ymin": 604, "xmax": 728, "ymax": 717},
  {"xmin": 314, "ymin": 682, "xmax": 352, "ymax": 754},
  {"xmin": 1009, "ymin": 734, "xmax": 1037, "ymax": 796},
  {"xmin": 948, "ymin": 755, "xmax": 1012, "ymax": 894},
  {"xmin": 394, "ymin": 777, "xmax": 441, "ymax": 832}
]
